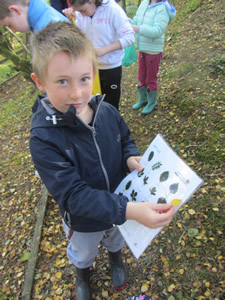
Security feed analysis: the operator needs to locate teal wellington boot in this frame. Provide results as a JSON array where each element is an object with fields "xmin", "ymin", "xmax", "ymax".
[
  {"xmin": 141, "ymin": 90, "xmax": 157, "ymax": 114},
  {"xmin": 132, "ymin": 86, "xmax": 148, "ymax": 110}
]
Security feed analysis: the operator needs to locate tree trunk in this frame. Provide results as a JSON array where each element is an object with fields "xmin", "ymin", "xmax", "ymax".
[
  {"xmin": 0, "ymin": 28, "xmax": 32, "ymax": 82},
  {"xmin": 0, "ymin": 44, "xmax": 32, "ymax": 82}
]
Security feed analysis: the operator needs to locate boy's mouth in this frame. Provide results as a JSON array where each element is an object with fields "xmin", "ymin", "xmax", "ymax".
[{"xmin": 72, "ymin": 104, "xmax": 81, "ymax": 108}]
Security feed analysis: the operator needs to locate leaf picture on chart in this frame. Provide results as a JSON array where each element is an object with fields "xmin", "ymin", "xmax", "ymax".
[
  {"xmin": 137, "ymin": 170, "xmax": 144, "ymax": 177},
  {"xmin": 160, "ymin": 171, "xmax": 169, "ymax": 182},
  {"xmin": 148, "ymin": 151, "xmax": 154, "ymax": 161},
  {"xmin": 125, "ymin": 180, "xmax": 132, "ymax": 190},
  {"xmin": 171, "ymin": 199, "xmax": 182, "ymax": 206},
  {"xmin": 130, "ymin": 189, "xmax": 137, "ymax": 202},
  {"xmin": 143, "ymin": 176, "xmax": 149, "ymax": 185},
  {"xmin": 157, "ymin": 197, "xmax": 167, "ymax": 204},
  {"xmin": 169, "ymin": 183, "xmax": 179, "ymax": 194},
  {"xmin": 149, "ymin": 186, "xmax": 157, "ymax": 195},
  {"xmin": 152, "ymin": 162, "xmax": 162, "ymax": 170}
]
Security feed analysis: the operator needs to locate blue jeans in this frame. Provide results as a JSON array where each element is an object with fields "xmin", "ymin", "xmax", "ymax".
[{"xmin": 63, "ymin": 221, "xmax": 125, "ymax": 268}]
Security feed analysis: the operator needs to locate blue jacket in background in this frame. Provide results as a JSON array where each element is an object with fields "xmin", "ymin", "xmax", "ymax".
[
  {"xmin": 28, "ymin": 0, "xmax": 68, "ymax": 32},
  {"xmin": 133, "ymin": 0, "xmax": 176, "ymax": 53},
  {"xmin": 29, "ymin": 95, "xmax": 140, "ymax": 232}
]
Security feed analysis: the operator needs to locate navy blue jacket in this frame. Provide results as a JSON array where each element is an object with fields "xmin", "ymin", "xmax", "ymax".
[
  {"xmin": 30, "ymin": 95, "xmax": 140, "ymax": 232},
  {"xmin": 49, "ymin": 0, "xmax": 68, "ymax": 13}
]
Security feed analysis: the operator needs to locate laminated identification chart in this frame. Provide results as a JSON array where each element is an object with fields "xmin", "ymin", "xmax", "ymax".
[{"xmin": 115, "ymin": 134, "xmax": 204, "ymax": 259}]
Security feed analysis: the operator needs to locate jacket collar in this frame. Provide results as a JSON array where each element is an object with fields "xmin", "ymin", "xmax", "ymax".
[{"xmin": 30, "ymin": 94, "xmax": 105, "ymax": 129}]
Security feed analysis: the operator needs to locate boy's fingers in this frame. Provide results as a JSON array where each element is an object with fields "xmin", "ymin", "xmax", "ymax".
[
  {"xmin": 133, "ymin": 157, "xmax": 143, "ymax": 172},
  {"xmin": 153, "ymin": 208, "xmax": 174, "ymax": 227},
  {"xmin": 151, "ymin": 202, "xmax": 173, "ymax": 211},
  {"xmin": 135, "ymin": 162, "xmax": 144, "ymax": 172}
]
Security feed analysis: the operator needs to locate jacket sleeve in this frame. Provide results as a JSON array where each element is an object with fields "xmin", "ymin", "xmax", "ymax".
[
  {"xmin": 117, "ymin": 113, "xmax": 140, "ymax": 173},
  {"xmin": 112, "ymin": 5, "xmax": 135, "ymax": 49},
  {"xmin": 139, "ymin": 6, "xmax": 170, "ymax": 38},
  {"xmin": 29, "ymin": 131, "xmax": 128, "ymax": 226}
]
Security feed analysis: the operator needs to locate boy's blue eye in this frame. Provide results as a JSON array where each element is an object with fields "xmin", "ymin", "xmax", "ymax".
[
  {"xmin": 81, "ymin": 77, "xmax": 89, "ymax": 82},
  {"xmin": 59, "ymin": 79, "xmax": 67, "ymax": 84}
]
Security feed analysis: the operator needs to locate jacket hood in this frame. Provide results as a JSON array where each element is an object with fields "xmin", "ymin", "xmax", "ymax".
[
  {"xmin": 164, "ymin": 0, "xmax": 176, "ymax": 23},
  {"xmin": 154, "ymin": 0, "xmax": 176, "ymax": 24},
  {"xmin": 30, "ymin": 94, "xmax": 104, "ymax": 130}
]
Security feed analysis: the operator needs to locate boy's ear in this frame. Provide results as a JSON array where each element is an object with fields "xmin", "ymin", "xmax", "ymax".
[
  {"xmin": 8, "ymin": 5, "xmax": 22, "ymax": 15},
  {"xmin": 31, "ymin": 73, "xmax": 46, "ymax": 92}
]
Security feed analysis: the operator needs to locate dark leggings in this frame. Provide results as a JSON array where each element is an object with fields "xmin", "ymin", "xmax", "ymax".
[
  {"xmin": 99, "ymin": 66, "xmax": 122, "ymax": 110},
  {"xmin": 50, "ymin": 0, "xmax": 68, "ymax": 13}
]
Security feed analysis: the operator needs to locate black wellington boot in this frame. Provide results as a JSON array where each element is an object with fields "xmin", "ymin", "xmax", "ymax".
[
  {"xmin": 108, "ymin": 250, "xmax": 128, "ymax": 290},
  {"xmin": 75, "ymin": 267, "xmax": 91, "ymax": 300}
]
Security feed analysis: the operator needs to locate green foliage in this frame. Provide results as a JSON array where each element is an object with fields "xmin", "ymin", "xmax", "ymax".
[
  {"xmin": 122, "ymin": 0, "xmax": 139, "ymax": 18},
  {"xmin": 177, "ymin": 97, "xmax": 196, "ymax": 116},
  {"xmin": 165, "ymin": 63, "xmax": 194, "ymax": 80},
  {"xmin": 208, "ymin": 54, "xmax": 225, "ymax": 76},
  {"xmin": 0, "ymin": 85, "xmax": 36, "ymax": 131},
  {"xmin": 0, "ymin": 60, "xmax": 19, "ymax": 84},
  {"xmin": 179, "ymin": 0, "xmax": 202, "ymax": 16},
  {"xmin": 0, "ymin": 291, "xmax": 7, "ymax": 300},
  {"xmin": 186, "ymin": 0, "xmax": 202, "ymax": 12},
  {"xmin": 0, "ymin": 28, "xmax": 31, "ymax": 83},
  {"xmin": 195, "ymin": 131, "xmax": 224, "ymax": 164},
  {"xmin": 126, "ymin": 3, "xmax": 138, "ymax": 18}
]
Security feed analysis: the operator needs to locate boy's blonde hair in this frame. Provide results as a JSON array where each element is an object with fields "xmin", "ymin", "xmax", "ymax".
[
  {"xmin": 31, "ymin": 21, "xmax": 97, "ymax": 82},
  {"xmin": 0, "ymin": 0, "xmax": 30, "ymax": 19}
]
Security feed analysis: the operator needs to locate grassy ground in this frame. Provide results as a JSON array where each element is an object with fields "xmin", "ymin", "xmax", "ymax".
[
  {"xmin": 0, "ymin": 0, "xmax": 224, "ymax": 299},
  {"xmin": 0, "ymin": 60, "xmax": 19, "ymax": 85}
]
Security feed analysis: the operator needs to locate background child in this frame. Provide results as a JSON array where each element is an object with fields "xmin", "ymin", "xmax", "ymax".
[
  {"xmin": 132, "ymin": 0, "xmax": 176, "ymax": 114},
  {"xmin": 0, "ymin": 0, "xmax": 68, "ymax": 33},
  {"xmin": 30, "ymin": 21, "xmax": 174, "ymax": 300},
  {"xmin": 63, "ymin": 0, "xmax": 135, "ymax": 110}
]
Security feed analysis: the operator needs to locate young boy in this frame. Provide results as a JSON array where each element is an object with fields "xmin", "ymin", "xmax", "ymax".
[
  {"xmin": 30, "ymin": 21, "xmax": 174, "ymax": 300},
  {"xmin": 0, "ymin": 0, "xmax": 68, "ymax": 33}
]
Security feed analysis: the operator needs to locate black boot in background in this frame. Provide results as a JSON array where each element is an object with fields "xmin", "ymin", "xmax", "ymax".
[
  {"xmin": 108, "ymin": 250, "xmax": 128, "ymax": 289},
  {"xmin": 75, "ymin": 267, "xmax": 91, "ymax": 300}
]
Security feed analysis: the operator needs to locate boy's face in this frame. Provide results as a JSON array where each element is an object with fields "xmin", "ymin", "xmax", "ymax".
[
  {"xmin": 0, "ymin": 5, "xmax": 29, "ymax": 32},
  {"xmin": 32, "ymin": 52, "xmax": 94, "ymax": 116}
]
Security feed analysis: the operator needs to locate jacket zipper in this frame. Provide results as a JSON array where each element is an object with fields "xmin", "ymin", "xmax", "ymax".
[
  {"xmin": 77, "ymin": 96, "xmax": 111, "ymax": 192},
  {"xmin": 91, "ymin": 126, "xmax": 110, "ymax": 191}
]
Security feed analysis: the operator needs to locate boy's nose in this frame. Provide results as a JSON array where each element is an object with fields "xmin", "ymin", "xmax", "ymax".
[{"xmin": 70, "ymin": 86, "xmax": 82, "ymax": 99}]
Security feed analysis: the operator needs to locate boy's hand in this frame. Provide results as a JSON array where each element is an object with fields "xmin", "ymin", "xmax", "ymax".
[
  {"xmin": 127, "ymin": 156, "xmax": 143, "ymax": 172},
  {"xmin": 126, "ymin": 202, "xmax": 174, "ymax": 229},
  {"xmin": 62, "ymin": 8, "xmax": 75, "ymax": 22}
]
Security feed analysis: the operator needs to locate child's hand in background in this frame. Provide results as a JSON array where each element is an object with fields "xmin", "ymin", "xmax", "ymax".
[{"xmin": 63, "ymin": 7, "xmax": 75, "ymax": 22}]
